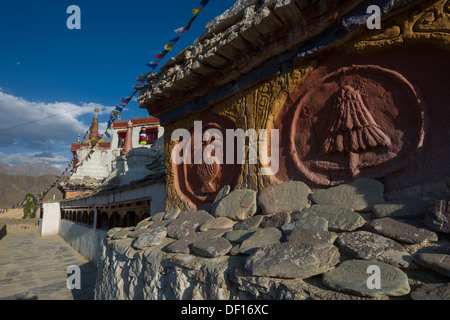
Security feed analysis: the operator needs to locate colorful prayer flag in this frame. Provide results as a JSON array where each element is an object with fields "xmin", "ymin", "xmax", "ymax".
[
  {"xmin": 121, "ymin": 98, "xmax": 130, "ymax": 104},
  {"xmin": 104, "ymin": 131, "xmax": 111, "ymax": 138},
  {"xmin": 200, "ymin": 0, "xmax": 210, "ymax": 6},
  {"xmin": 193, "ymin": 7, "xmax": 204, "ymax": 15},
  {"xmin": 174, "ymin": 27, "xmax": 186, "ymax": 36},
  {"xmin": 136, "ymin": 77, "xmax": 145, "ymax": 84},
  {"xmin": 164, "ymin": 43, "xmax": 175, "ymax": 51},
  {"xmin": 169, "ymin": 36, "xmax": 180, "ymax": 43}
]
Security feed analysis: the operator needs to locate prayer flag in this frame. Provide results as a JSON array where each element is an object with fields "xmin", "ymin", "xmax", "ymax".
[
  {"xmin": 174, "ymin": 27, "xmax": 186, "ymax": 35},
  {"xmin": 200, "ymin": 0, "xmax": 210, "ymax": 6},
  {"xmin": 111, "ymin": 110, "xmax": 120, "ymax": 116},
  {"xmin": 164, "ymin": 43, "xmax": 175, "ymax": 51},
  {"xmin": 136, "ymin": 77, "xmax": 145, "ymax": 84},
  {"xmin": 169, "ymin": 36, "xmax": 180, "ymax": 43},
  {"xmin": 121, "ymin": 98, "xmax": 130, "ymax": 104},
  {"xmin": 193, "ymin": 7, "xmax": 204, "ymax": 15},
  {"xmin": 104, "ymin": 131, "xmax": 111, "ymax": 138}
]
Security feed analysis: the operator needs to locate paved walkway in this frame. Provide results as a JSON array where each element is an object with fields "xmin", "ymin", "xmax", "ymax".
[{"xmin": 0, "ymin": 232, "xmax": 98, "ymax": 300}]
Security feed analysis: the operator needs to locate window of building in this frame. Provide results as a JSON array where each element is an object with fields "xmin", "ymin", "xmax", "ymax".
[
  {"xmin": 146, "ymin": 127, "xmax": 158, "ymax": 144},
  {"xmin": 117, "ymin": 131, "xmax": 127, "ymax": 148}
]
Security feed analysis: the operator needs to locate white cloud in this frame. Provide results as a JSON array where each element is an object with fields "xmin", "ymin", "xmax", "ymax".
[
  {"xmin": 0, "ymin": 91, "xmax": 111, "ymax": 150},
  {"xmin": 0, "ymin": 151, "xmax": 71, "ymax": 170},
  {"xmin": 0, "ymin": 91, "xmax": 114, "ymax": 168}
]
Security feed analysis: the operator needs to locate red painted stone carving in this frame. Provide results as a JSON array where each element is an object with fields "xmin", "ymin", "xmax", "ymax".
[
  {"xmin": 173, "ymin": 112, "xmax": 241, "ymax": 207},
  {"xmin": 276, "ymin": 64, "xmax": 425, "ymax": 187}
]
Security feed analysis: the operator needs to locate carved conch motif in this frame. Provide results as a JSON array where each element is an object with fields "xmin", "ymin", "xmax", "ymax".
[{"xmin": 322, "ymin": 85, "xmax": 391, "ymax": 155}]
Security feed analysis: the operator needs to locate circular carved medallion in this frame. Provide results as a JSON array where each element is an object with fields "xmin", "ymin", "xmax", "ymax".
[{"xmin": 276, "ymin": 65, "xmax": 425, "ymax": 187}]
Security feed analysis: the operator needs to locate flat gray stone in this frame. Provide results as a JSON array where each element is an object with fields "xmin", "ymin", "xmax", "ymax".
[
  {"xmin": 134, "ymin": 220, "xmax": 153, "ymax": 231},
  {"xmin": 322, "ymin": 260, "xmax": 410, "ymax": 298},
  {"xmin": 245, "ymin": 242, "xmax": 339, "ymax": 279},
  {"xmin": 111, "ymin": 228, "xmax": 133, "ymax": 240},
  {"xmin": 283, "ymin": 212, "xmax": 328, "ymax": 234},
  {"xmin": 310, "ymin": 178, "xmax": 385, "ymax": 211},
  {"xmin": 210, "ymin": 185, "xmax": 231, "ymax": 214},
  {"xmin": 132, "ymin": 226, "xmax": 167, "ymax": 250},
  {"xmin": 135, "ymin": 217, "xmax": 152, "ymax": 229},
  {"xmin": 410, "ymin": 283, "xmax": 450, "ymax": 300},
  {"xmin": 239, "ymin": 227, "xmax": 282, "ymax": 255},
  {"xmin": 258, "ymin": 181, "xmax": 311, "ymax": 215},
  {"xmin": 199, "ymin": 217, "xmax": 235, "ymax": 231},
  {"xmin": 368, "ymin": 218, "xmax": 439, "ymax": 244},
  {"xmin": 191, "ymin": 237, "xmax": 232, "ymax": 258},
  {"xmin": 337, "ymin": 231, "xmax": 413, "ymax": 269},
  {"xmin": 213, "ymin": 189, "xmax": 258, "ymax": 221},
  {"xmin": 147, "ymin": 219, "xmax": 173, "ymax": 230},
  {"xmin": 260, "ymin": 212, "xmax": 291, "ymax": 228},
  {"xmin": 424, "ymin": 199, "xmax": 450, "ymax": 234},
  {"xmin": 128, "ymin": 227, "xmax": 152, "ymax": 238},
  {"xmin": 166, "ymin": 229, "xmax": 229, "ymax": 254},
  {"xmin": 302, "ymin": 205, "xmax": 365, "ymax": 231},
  {"xmin": 412, "ymin": 253, "xmax": 450, "ymax": 278},
  {"xmin": 166, "ymin": 210, "xmax": 214, "ymax": 239},
  {"xmin": 106, "ymin": 227, "xmax": 122, "ymax": 238},
  {"xmin": 223, "ymin": 229, "xmax": 258, "ymax": 243},
  {"xmin": 151, "ymin": 212, "xmax": 165, "ymax": 222},
  {"xmin": 373, "ymin": 199, "xmax": 430, "ymax": 218},
  {"xmin": 287, "ymin": 227, "xmax": 338, "ymax": 245},
  {"xmin": 164, "ymin": 208, "xmax": 181, "ymax": 220},
  {"xmin": 233, "ymin": 215, "xmax": 263, "ymax": 230}
]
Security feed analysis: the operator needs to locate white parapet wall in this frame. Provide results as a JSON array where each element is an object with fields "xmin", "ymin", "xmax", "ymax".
[
  {"xmin": 39, "ymin": 202, "xmax": 61, "ymax": 236},
  {"xmin": 59, "ymin": 220, "xmax": 107, "ymax": 265}
]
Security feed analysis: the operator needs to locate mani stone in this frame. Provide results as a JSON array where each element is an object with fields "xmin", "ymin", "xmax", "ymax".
[
  {"xmin": 424, "ymin": 199, "xmax": 450, "ymax": 234},
  {"xmin": 310, "ymin": 178, "xmax": 385, "ymax": 211},
  {"xmin": 166, "ymin": 229, "xmax": 229, "ymax": 254},
  {"xmin": 412, "ymin": 253, "xmax": 450, "ymax": 278},
  {"xmin": 301, "ymin": 205, "xmax": 365, "ymax": 232},
  {"xmin": 213, "ymin": 189, "xmax": 258, "ymax": 221},
  {"xmin": 151, "ymin": 212, "xmax": 166, "ymax": 222},
  {"xmin": 238, "ymin": 227, "xmax": 282, "ymax": 255},
  {"xmin": 111, "ymin": 227, "xmax": 134, "ymax": 240},
  {"xmin": 233, "ymin": 215, "xmax": 263, "ymax": 230},
  {"xmin": 223, "ymin": 229, "xmax": 258, "ymax": 243},
  {"xmin": 337, "ymin": 231, "xmax": 413, "ymax": 269},
  {"xmin": 284, "ymin": 212, "xmax": 329, "ymax": 233},
  {"xmin": 410, "ymin": 283, "xmax": 450, "ymax": 300},
  {"xmin": 287, "ymin": 227, "xmax": 338, "ymax": 245},
  {"xmin": 209, "ymin": 185, "xmax": 231, "ymax": 214},
  {"xmin": 373, "ymin": 199, "xmax": 430, "ymax": 218},
  {"xmin": 164, "ymin": 208, "xmax": 181, "ymax": 220},
  {"xmin": 368, "ymin": 218, "xmax": 439, "ymax": 244},
  {"xmin": 260, "ymin": 212, "xmax": 291, "ymax": 228},
  {"xmin": 322, "ymin": 260, "xmax": 410, "ymax": 298},
  {"xmin": 166, "ymin": 210, "xmax": 214, "ymax": 239},
  {"xmin": 191, "ymin": 237, "xmax": 233, "ymax": 258},
  {"xmin": 245, "ymin": 242, "xmax": 339, "ymax": 279},
  {"xmin": 257, "ymin": 181, "xmax": 311, "ymax": 215},
  {"xmin": 132, "ymin": 226, "xmax": 167, "ymax": 250},
  {"xmin": 199, "ymin": 217, "xmax": 235, "ymax": 231},
  {"xmin": 107, "ymin": 227, "xmax": 122, "ymax": 238}
]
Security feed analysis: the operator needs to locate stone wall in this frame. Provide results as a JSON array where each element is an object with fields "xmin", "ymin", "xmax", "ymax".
[{"xmin": 94, "ymin": 179, "xmax": 450, "ymax": 300}]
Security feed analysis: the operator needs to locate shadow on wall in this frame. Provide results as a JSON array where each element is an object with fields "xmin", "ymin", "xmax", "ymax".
[
  {"xmin": 0, "ymin": 224, "xmax": 6, "ymax": 240},
  {"xmin": 67, "ymin": 262, "xmax": 98, "ymax": 300}
]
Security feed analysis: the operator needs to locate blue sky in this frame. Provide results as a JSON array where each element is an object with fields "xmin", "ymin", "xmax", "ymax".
[{"xmin": 0, "ymin": 0, "xmax": 236, "ymax": 169}]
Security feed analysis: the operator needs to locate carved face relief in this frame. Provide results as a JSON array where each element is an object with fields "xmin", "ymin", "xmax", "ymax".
[
  {"xmin": 276, "ymin": 65, "xmax": 425, "ymax": 187},
  {"xmin": 172, "ymin": 112, "xmax": 241, "ymax": 207}
]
